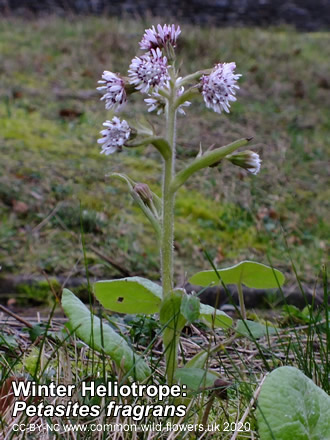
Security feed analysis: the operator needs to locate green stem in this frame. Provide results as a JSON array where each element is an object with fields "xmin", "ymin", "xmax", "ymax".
[
  {"xmin": 237, "ymin": 281, "xmax": 246, "ymax": 320},
  {"xmin": 174, "ymin": 87, "xmax": 199, "ymax": 110},
  {"xmin": 177, "ymin": 69, "xmax": 212, "ymax": 87},
  {"xmin": 161, "ymin": 79, "xmax": 178, "ymax": 385},
  {"xmin": 162, "ymin": 157, "xmax": 174, "ymax": 297},
  {"xmin": 161, "ymin": 85, "xmax": 176, "ymax": 299}
]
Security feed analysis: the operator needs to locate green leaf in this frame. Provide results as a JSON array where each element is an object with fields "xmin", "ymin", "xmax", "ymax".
[
  {"xmin": 199, "ymin": 303, "xmax": 232, "ymax": 329},
  {"xmin": 236, "ymin": 319, "xmax": 278, "ymax": 339},
  {"xmin": 180, "ymin": 294, "xmax": 200, "ymax": 324},
  {"xmin": 62, "ymin": 289, "xmax": 150, "ymax": 381},
  {"xmin": 160, "ymin": 291, "xmax": 187, "ymax": 384},
  {"xmin": 257, "ymin": 366, "xmax": 330, "ymax": 440},
  {"xmin": 0, "ymin": 333, "xmax": 18, "ymax": 349},
  {"xmin": 28, "ymin": 323, "xmax": 48, "ymax": 342},
  {"xmin": 126, "ymin": 137, "xmax": 171, "ymax": 160},
  {"xmin": 159, "ymin": 290, "xmax": 186, "ymax": 329},
  {"xmin": 189, "ymin": 260, "xmax": 285, "ymax": 289},
  {"xmin": 185, "ymin": 351, "xmax": 208, "ymax": 369},
  {"xmin": 174, "ymin": 367, "xmax": 219, "ymax": 391},
  {"xmin": 94, "ymin": 277, "xmax": 162, "ymax": 314},
  {"xmin": 110, "ymin": 172, "xmax": 135, "ymax": 190}
]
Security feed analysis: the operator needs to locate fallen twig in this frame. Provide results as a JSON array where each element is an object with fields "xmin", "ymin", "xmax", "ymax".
[{"xmin": 0, "ymin": 305, "xmax": 33, "ymax": 328}]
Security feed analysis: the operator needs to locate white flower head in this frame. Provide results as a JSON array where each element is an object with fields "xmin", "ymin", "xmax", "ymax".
[
  {"xmin": 139, "ymin": 24, "xmax": 181, "ymax": 51},
  {"xmin": 201, "ymin": 62, "xmax": 241, "ymax": 114},
  {"xmin": 97, "ymin": 71, "xmax": 127, "ymax": 111},
  {"xmin": 144, "ymin": 83, "xmax": 191, "ymax": 116},
  {"xmin": 97, "ymin": 117, "xmax": 130, "ymax": 155},
  {"xmin": 227, "ymin": 150, "xmax": 261, "ymax": 175},
  {"xmin": 128, "ymin": 48, "xmax": 170, "ymax": 94}
]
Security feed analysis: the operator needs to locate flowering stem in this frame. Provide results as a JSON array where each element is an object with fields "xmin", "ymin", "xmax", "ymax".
[
  {"xmin": 161, "ymin": 85, "xmax": 177, "ymax": 299},
  {"xmin": 161, "ymin": 78, "xmax": 178, "ymax": 385}
]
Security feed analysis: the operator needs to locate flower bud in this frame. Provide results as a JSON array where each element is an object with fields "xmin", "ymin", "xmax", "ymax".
[
  {"xmin": 133, "ymin": 183, "xmax": 153, "ymax": 204},
  {"xmin": 139, "ymin": 24, "xmax": 181, "ymax": 51},
  {"xmin": 226, "ymin": 150, "xmax": 261, "ymax": 175}
]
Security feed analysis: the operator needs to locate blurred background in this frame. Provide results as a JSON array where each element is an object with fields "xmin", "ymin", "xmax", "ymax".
[
  {"xmin": 1, "ymin": 0, "xmax": 330, "ymax": 30},
  {"xmin": 0, "ymin": 1, "xmax": 329, "ymax": 305}
]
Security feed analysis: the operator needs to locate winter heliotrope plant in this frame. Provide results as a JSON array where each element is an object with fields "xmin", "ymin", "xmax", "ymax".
[{"xmin": 62, "ymin": 24, "xmax": 284, "ymax": 386}]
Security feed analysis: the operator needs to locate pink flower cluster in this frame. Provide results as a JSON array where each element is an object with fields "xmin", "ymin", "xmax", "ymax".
[
  {"xmin": 139, "ymin": 24, "xmax": 181, "ymax": 51},
  {"xmin": 201, "ymin": 62, "xmax": 241, "ymax": 114},
  {"xmin": 97, "ymin": 117, "xmax": 130, "ymax": 155},
  {"xmin": 97, "ymin": 71, "xmax": 127, "ymax": 111},
  {"xmin": 128, "ymin": 48, "xmax": 170, "ymax": 94},
  {"xmin": 96, "ymin": 24, "xmax": 246, "ymax": 161}
]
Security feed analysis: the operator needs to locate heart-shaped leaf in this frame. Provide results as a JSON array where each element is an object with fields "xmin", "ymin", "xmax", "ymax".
[
  {"xmin": 189, "ymin": 261, "xmax": 285, "ymax": 289},
  {"xmin": 236, "ymin": 319, "xmax": 278, "ymax": 339},
  {"xmin": 174, "ymin": 367, "xmax": 219, "ymax": 391},
  {"xmin": 62, "ymin": 289, "xmax": 150, "ymax": 381},
  {"xmin": 257, "ymin": 366, "xmax": 330, "ymax": 440},
  {"xmin": 94, "ymin": 277, "xmax": 162, "ymax": 314},
  {"xmin": 185, "ymin": 351, "xmax": 208, "ymax": 369},
  {"xmin": 0, "ymin": 333, "xmax": 18, "ymax": 349},
  {"xmin": 199, "ymin": 303, "xmax": 232, "ymax": 329}
]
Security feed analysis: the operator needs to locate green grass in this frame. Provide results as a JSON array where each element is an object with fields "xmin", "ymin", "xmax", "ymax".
[{"xmin": 0, "ymin": 17, "xmax": 329, "ymax": 288}]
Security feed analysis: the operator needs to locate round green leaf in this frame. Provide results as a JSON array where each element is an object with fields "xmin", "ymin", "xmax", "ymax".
[
  {"xmin": 185, "ymin": 351, "xmax": 208, "ymax": 369},
  {"xmin": 94, "ymin": 277, "xmax": 162, "ymax": 314},
  {"xmin": 189, "ymin": 260, "xmax": 285, "ymax": 289},
  {"xmin": 199, "ymin": 303, "xmax": 232, "ymax": 329},
  {"xmin": 236, "ymin": 319, "xmax": 278, "ymax": 339},
  {"xmin": 257, "ymin": 366, "xmax": 330, "ymax": 440},
  {"xmin": 174, "ymin": 367, "xmax": 219, "ymax": 391}
]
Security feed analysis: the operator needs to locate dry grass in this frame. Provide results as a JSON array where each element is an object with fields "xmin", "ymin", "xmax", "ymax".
[{"xmin": 0, "ymin": 297, "xmax": 328, "ymax": 439}]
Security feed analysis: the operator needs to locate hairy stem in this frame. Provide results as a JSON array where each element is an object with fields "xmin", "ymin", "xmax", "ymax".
[
  {"xmin": 161, "ymin": 85, "xmax": 177, "ymax": 299},
  {"xmin": 177, "ymin": 69, "xmax": 212, "ymax": 87},
  {"xmin": 161, "ymin": 79, "xmax": 178, "ymax": 385}
]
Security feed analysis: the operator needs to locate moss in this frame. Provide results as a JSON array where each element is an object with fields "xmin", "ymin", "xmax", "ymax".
[
  {"xmin": 16, "ymin": 279, "xmax": 61, "ymax": 305},
  {"xmin": 176, "ymin": 190, "xmax": 223, "ymax": 224}
]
